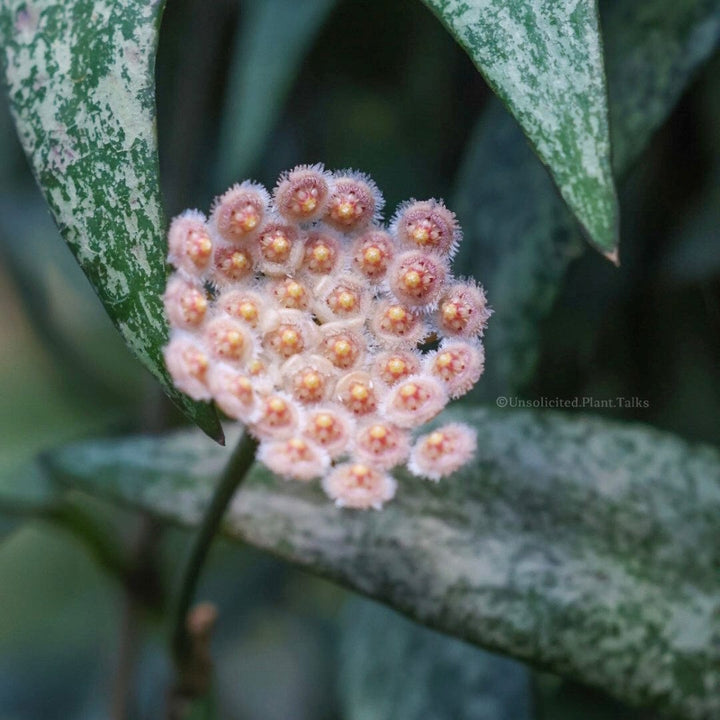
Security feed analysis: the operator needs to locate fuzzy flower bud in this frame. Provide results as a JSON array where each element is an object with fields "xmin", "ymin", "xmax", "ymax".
[
  {"xmin": 257, "ymin": 220, "xmax": 304, "ymax": 276},
  {"xmin": 163, "ymin": 277, "xmax": 209, "ymax": 330},
  {"xmin": 211, "ymin": 182, "xmax": 269, "ymax": 242},
  {"xmin": 389, "ymin": 250, "xmax": 448, "ymax": 308},
  {"xmin": 335, "ymin": 371, "xmax": 378, "ymax": 416},
  {"xmin": 370, "ymin": 300, "xmax": 427, "ymax": 347},
  {"xmin": 211, "ymin": 242, "xmax": 255, "ymax": 287},
  {"xmin": 204, "ymin": 316, "xmax": 255, "ymax": 365},
  {"xmin": 353, "ymin": 421, "xmax": 410, "ymax": 469},
  {"xmin": 273, "ymin": 164, "xmax": 330, "ymax": 223},
  {"xmin": 258, "ymin": 436, "xmax": 329, "ymax": 481},
  {"xmin": 392, "ymin": 199, "xmax": 460, "ymax": 256},
  {"xmin": 251, "ymin": 393, "xmax": 303, "ymax": 440},
  {"xmin": 426, "ymin": 340, "xmax": 485, "ymax": 398},
  {"xmin": 322, "ymin": 463, "xmax": 397, "ymax": 509},
  {"xmin": 382, "ymin": 374, "xmax": 448, "ymax": 428},
  {"xmin": 208, "ymin": 364, "xmax": 259, "ymax": 423},
  {"xmin": 352, "ymin": 228, "xmax": 395, "ymax": 281},
  {"xmin": 325, "ymin": 172, "xmax": 382, "ymax": 232},
  {"xmin": 216, "ymin": 289, "xmax": 265, "ymax": 329},
  {"xmin": 303, "ymin": 404, "xmax": 355, "ymax": 458},
  {"xmin": 409, "ymin": 423, "xmax": 477, "ymax": 481},
  {"xmin": 163, "ymin": 334, "xmax": 211, "ymax": 400},
  {"xmin": 167, "ymin": 211, "xmax": 213, "ymax": 278},
  {"xmin": 302, "ymin": 229, "xmax": 342, "ymax": 275},
  {"xmin": 372, "ymin": 349, "xmax": 422, "ymax": 387},
  {"xmin": 435, "ymin": 281, "xmax": 491, "ymax": 338}
]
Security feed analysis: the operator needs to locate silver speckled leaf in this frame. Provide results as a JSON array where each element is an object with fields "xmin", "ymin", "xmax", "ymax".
[
  {"xmin": 422, "ymin": 0, "xmax": 619, "ymax": 256},
  {"xmin": 0, "ymin": 0, "xmax": 223, "ymax": 442},
  {"xmin": 45, "ymin": 406, "xmax": 720, "ymax": 718}
]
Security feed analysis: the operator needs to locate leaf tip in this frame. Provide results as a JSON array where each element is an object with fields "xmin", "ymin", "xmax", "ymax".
[{"xmin": 603, "ymin": 248, "xmax": 620, "ymax": 267}]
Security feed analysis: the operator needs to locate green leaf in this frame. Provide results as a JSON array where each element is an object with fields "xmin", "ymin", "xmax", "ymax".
[
  {"xmin": 340, "ymin": 597, "xmax": 532, "ymax": 720},
  {"xmin": 421, "ymin": 0, "xmax": 619, "ymax": 255},
  {"xmin": 215, "ymin": 0, "xmax": 337, "ymax": 186},
  {"xmin": 0, "ymin": 0, "xmax": 223, "ymax": 442},
  {"xmin": 44, "ymin": 406, "xmax": 720, "ymax": 717},
  {"xmin": 455, "ymin": 0, "xmax": 720, "ymax": 398}
]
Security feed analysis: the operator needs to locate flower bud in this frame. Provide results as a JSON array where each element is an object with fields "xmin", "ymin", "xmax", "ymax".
[
  {"xmin": 203, "ymin": 316, "xmax": 255, "ymax": 365},
  {"xmin": 283, "ymin": 355, "xmax": 337, "ymax": 405},
  {"xmin": 216, "ymin": 289, "xmax": 265, "ymax": 329},
  {"xmin": 258, "ymin": 436, "xmax": 330, "ymax": 481},
  {"xmin": 392, "ymin": 199, "xmax": 460, "ymax": 256},
  {"xmin": 352, "ymin": 228, "xmax": 394, "ymax": 281},
  {"xmin": 257, "ymin": 220, "xmax": 304, "ymax": 276},
  {"xmin": 325, "ymin": 171, "xmax": 382, "ymax": 232},
  {"xmin": 388, "ymin": 250, "xmax": 448, "ymax": 308},
  {"xmin": 382, "ymin": 374, "xmax": 448, "ymax": 428},
  {"xmin": 271, "ymin": 277, "xmax": 311, "ymax": 311},
  {"xmin": 273, "ymin": 164, "xmax": 330, "ymax": 223},
  {"xmin": 322, "ymin": 463, "xmax": 396, "ymax": 509},
  {"xmin": 371, "ymin": 350, "xmax": 422, "ymax": 387},
  {"xmin": 167, "ymin": 211, "xmax": 213, "ymax": 277},
  {"xmin": 263, "ymin": 310, "xmax": 317, "ymax": 360},
  {"xmin": 353, "ymin": 421, "xmax": 410, "ymax": 469},
  {"xmin": 370, "ymin": 300, "xmax": 427, "ymax": 347},
  {"xmin": 426, "ymin": 340, "xmax": 485, "ymax": 398},
  {"xmin": 335, "ymin": 371, "xmax": 377, "ymax": 416},
  {"xmin": 409, "ymin": 423, "xmax": 477, "ymax": 481},
  {"xmin": 303, "ymin": 404, "xmax": 355, "ymax": 458},
  {"xmin": 164, "ymin": 334, "xmax": 212, "ymax": 400},
  {"xmin": 318, "ymin": 325, "xmax": 365, "ymax": 370},
  {"xmin": 208, "ymin": 364, "xmax": 259, "ymax": 423},
  {"xmin": 314, "ymin": 274, "xmax": 368, "ymax": 323},
  {"xmin": 251, "ymin": 393, "xmax": 303, "ymax": 439},
  {"xmin": 211, "ymin": 181, "xmax": 268, "ymax": 242},
  {"xmin": 435, "ymin": 281, "xmax": 491, "ymax": 338},
  {"xmin": 210, "ymin": 242, "xmax": 256, "ymax": 287},
  {"xmin": 163, "ymin": 276, "xmax": 209, "ymax": 330},
  {"xmin": 301, "ymin": 228, "xmax": 343, "ymax": 275}
]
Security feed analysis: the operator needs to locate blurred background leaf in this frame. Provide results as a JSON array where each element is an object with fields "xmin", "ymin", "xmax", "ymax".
[{"xmin": 339, "ymin": 597, "xmax": 532, "ymax": 720}]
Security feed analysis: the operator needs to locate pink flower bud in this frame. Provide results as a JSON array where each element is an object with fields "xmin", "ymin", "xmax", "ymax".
[
  {"xmin": 211, "ymin": 181, "xmax": 269, "ymax": 242},
  {"xmin": 382, "ymin": 374, "xmax": 448, "ymax": 428},
  {"xmin": 163, "ymin": 334, "xmax": 212, "ymax": 400},
  {"xmin": 303, "ymin": 403, "xmax": 355, "ymax": 458},
  {"xmin": 262, "ymin": 310, "xmax": 317, "ymax": 360},
  {"xmin": 208, "ymin": 364, "xmax": 259, "ymax": 423},
  {"xmin": 203, "ymin": 316, "xmax": 255, "ymax": 366},
  {"xmin": 392, "ymin": 199, "xmax": 460, "ymax": 256},
  {"xmin": 388, "ymin": 250, "xmax": 449, "ymax": 308},
  {"xmin": 271, "ymin": 277, "xmax": 311, "ymax": 311},
  {"xmin": 370, "ymin": 300, "xmax": 427, "ymax": 347},
  {"xmin": 163, "ymin": 276, "xmax": 209, "ymax": 330},
  {"xmin": 216, "ymin": 289, "xmax": 265, "ymax": 329},
  {"xmin": 409, "ymin": 423, "xmax": 477, "ymax": 481},
  {"xmin": 322, "ymin": 463, "xmax": 396, "ymax": 509},
  {"xmin": 210, "ymin": 242, "xmax": 256, "ymax": 287},
  {"xmin": 352, "ymin": 228, "xmax": 394, "ymax": 281},
  {"xmin": 314, "ymin": 274, "xmax": 369, "ymax": 323},
  {"xmin": 167, "ymin": 211, "xmax": 213, "ymax": 278},
  {"xmin": 426, "ymin": 340, "xmax": 485, "ymax": 398},
  {"xmin": 301, "ymin": 228, "xmax": 343, "ymax": 275},
  {"xmin": 273, "ymin": 164, "xmax": 330, "ymax": 223},
  {"xmin": 283, "ymin": 355, "xmax": 337, "ymax": 405},
  {"xmin": 318, "ymin": 324, "xmax": 365, "ymax": 370},
  {"xmin": 335, "ymin": 371, "xmax": 378, "ymax": 416},
  {"xmin": 371, "ymin": 349, "xmax": 422, "ymax": 387},
  {"xmin": 435, "ymin": 281, "xmax": 491, "ymax": 338},
  {"xmin": 325, "ymin": 171, "xmax": 382, "ymax": 232},
  {"xmin": 258, "ymin": 436, "xmax": 330, "ymax": 481},
  {"xmin": 256, "ymin": 220, "xmax": 304, "ymax": 276},
  {"xmin": 353, "ymin": 421, "xmax": 410, "ymax": 469},
  {"xmin": 250, "ymin": 392, "xmax": 303, "ymax": 440}
]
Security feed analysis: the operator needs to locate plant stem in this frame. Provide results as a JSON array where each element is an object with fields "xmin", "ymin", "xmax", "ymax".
[{"xmin": 171, "ymin": 430, "xmax": 258, "ymax": 667}]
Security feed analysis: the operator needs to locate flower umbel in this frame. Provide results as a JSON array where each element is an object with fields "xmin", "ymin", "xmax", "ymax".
[{"xmin": 163, "ymin": 166, "xmax": 491, "ymax": 509}]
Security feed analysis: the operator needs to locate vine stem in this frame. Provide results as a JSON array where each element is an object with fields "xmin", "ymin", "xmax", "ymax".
[{"xmin": 171, "ymin": 430, "xmax": 259, "ymax": 668}]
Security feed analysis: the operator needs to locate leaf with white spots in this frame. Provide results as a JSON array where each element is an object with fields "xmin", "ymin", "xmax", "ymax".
[
  {"xmin": 0, "ymin": 0, "xmax": 223, "ymax": 441},
  {"xmin": 421, "ymin": 0, "xmax": 620, "ymax": 255},
  {"xmin": 44, "ymin": 407, "xmax": 720, "ymax": 717}
]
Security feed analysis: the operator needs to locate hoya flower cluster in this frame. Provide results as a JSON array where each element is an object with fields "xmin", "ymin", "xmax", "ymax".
[{"xmin": 163, "ymin": 165, "xmax": 490, "ymax": 509}]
